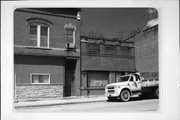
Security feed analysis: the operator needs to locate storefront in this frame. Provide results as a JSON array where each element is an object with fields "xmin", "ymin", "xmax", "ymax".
[{"xmin": 80, "ymin": 36, "xmax": 136, "ymax": 96}]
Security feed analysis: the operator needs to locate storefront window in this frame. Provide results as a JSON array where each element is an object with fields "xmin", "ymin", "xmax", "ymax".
[{"xmin": 88, "ymin": 72, "xmax": 108, "ymax": 87}]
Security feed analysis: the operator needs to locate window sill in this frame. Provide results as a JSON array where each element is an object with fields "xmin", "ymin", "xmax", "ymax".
[
  {"xmin": 26, "ymin": 46, "xmax": 52, "ymax": 50},
  {"xmin": 31, "ymin": 83, "xmax": 50, "ymax": 85}
]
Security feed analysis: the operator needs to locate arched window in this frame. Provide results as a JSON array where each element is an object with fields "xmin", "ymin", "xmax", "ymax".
[{"xmin": 27, "ymin": 18, "xmax": 53, "ymax": 48}]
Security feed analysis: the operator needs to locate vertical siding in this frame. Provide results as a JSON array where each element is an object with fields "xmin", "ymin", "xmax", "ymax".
[{"xmin": 14, "ymin": 55, "xmax": 65, "ymax": 84}]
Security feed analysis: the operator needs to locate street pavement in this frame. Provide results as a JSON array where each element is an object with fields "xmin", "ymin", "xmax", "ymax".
[{"xmin": 15, "ymin": 98, "xmax": 159, "ymax": 112}]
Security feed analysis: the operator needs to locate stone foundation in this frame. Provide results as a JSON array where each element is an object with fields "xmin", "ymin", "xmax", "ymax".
[{"xmin": 15, "ymin": 84, "xmax": 63, "ymax": 102}]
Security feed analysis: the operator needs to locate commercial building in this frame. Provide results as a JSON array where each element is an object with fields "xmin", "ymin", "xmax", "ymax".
[
  {"xmin": 14, "ymin": 8, "xmax": 81, "ymax": 102},
  {"xmin": 80, "ymin": 36, "xmax": 136, "ymax": 95}
]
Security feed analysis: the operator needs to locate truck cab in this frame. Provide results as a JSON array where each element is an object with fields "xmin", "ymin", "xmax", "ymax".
[{"xmin": 105, "ymin": 73, "xmax": 142, "ymax": 102}]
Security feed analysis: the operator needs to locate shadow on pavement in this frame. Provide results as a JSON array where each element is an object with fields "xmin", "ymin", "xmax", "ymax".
[{"xmin": 106, "ymin": 97, "xmax": 159, "ymax": 102}]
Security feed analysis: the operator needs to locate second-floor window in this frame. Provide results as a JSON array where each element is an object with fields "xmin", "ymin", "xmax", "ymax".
[
  {"xmin": 29, "ymin": 24, "xmax": 49, "ymax": 48},
  {"xmin": 66, "ymin": 28, "xmax": 74, "ymax": 44},
  {"xmin": 64, "ymin": 23, "xmax": 76, "ymax": 48},
  {"xmin": 66, "ymin": 28, "xmax": 75, "ymax": 48}
]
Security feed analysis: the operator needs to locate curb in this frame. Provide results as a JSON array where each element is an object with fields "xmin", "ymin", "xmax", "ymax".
[{"xmin": 14, "ymin": 98, "xmax": 107, "ymax": 108}]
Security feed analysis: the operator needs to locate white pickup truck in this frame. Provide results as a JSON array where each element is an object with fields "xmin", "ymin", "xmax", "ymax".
[{"xmin": 105, "ymin": 73, "xmax": 159, "ymax": 102}]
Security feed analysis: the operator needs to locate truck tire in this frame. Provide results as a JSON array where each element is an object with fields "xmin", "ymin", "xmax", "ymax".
[
  {"xmin": 120, "ymin": 89, "xmax": 130, "ymax": 102},
  {"xmin": 154, "ymin": 88, "xmax": 159, "ymax": 98}
]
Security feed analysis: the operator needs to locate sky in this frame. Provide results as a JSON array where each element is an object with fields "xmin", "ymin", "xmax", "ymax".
[{"xmin": 81, "ymin": 8, "xmax": 158, "ymax": 39}]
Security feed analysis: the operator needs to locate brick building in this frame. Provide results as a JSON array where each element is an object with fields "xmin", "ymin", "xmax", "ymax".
[
  {"xmin": 80, "ymin": 36, "xmax": 136, "ymax": 95},
  {"xmin": 14, "ymin": 8, "xmax": 81, "ymax": 102},
  {"xmin": 134, "ymin": 25, "xmax": 158, "ymax": 79}
]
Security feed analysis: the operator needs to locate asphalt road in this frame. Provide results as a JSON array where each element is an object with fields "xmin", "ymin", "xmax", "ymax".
[{"xmin": 16, "ymin": 98, "xmax": 159, "ymax": 112}]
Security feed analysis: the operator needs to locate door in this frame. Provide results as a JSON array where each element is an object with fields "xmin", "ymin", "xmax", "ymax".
[
  {"xmin": 65, "ymin": 59, "xmax": 76, "ymax": 97},
  {"xmin": 65, "ymin": 69, "xmax": 75, "ymax": 96},
  {"xmin": 128, "ymin": 76, "xmax": 141, "ymax": 92}
]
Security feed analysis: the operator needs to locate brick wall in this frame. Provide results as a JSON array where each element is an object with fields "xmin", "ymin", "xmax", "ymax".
[
  {"xmin": 134, "ymin": 25, "xmax": 158, "ymax": 73},
  {"xmin": 14, "ymin": 9, "xmax": 80, "ymax": 49},
  {"xmin": 15, "ymin": 84, "xmax": 63, "ymax": 102}
]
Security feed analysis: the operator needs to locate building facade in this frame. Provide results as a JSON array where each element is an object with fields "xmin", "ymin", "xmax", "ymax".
[
  {"xmin": 134, "ymin": 25, "xmax": 158, "ymax": 79},
  {"xmin": 14, "ymin": 8, "xmax": 81, "ymax": 102},
  {"xmin": 80, "ymin": 36, "xmax": 136, "ymax": 95}
]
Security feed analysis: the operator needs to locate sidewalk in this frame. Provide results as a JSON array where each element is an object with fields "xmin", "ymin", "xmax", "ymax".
[{"xmin": 14, "ymin": 95, "xmax": 107, "ymax": 108}]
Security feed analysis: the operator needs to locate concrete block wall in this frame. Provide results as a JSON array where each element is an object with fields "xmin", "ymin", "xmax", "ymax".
[{"xmin": 15, "ymin": 84, "xmax": 63, "ymax": 102}]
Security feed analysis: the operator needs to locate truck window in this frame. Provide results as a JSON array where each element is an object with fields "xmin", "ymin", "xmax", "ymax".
[
  {"xmin": 134, "ymin": 74, "xmax": 140, "ymax": 81},
  {"xmin": 129, "ymin": 76, "xmax": 133, "ymax": 81},
  {"xmin": 117, "ymin": 76, "xmax": 130, "ymax": 82}
]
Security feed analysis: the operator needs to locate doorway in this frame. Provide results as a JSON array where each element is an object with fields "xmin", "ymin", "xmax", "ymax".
[{"xmin": 64, "ymin": 59, "xmax": 77, "ymax": 97}]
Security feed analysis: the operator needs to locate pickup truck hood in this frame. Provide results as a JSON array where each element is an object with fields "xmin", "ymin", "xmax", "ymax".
[{"xmin": 106, "ymin": 82, "xmax": 128, "ymax": 87}]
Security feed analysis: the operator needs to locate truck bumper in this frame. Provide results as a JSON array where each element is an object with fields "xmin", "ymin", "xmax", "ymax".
[{"xmin": 105, "ymin": 91, "xmax": 119, "ymax": 97}]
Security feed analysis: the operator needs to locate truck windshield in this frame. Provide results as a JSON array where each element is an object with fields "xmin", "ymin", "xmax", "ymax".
[{"xmin": 117, "ymin": 76, "xmax": 130, "ymax": 82}]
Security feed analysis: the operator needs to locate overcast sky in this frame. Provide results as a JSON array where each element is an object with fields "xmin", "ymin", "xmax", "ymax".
[{"xmin": 81, "ymin": 8, "xmax": 158, "ymax": 39}]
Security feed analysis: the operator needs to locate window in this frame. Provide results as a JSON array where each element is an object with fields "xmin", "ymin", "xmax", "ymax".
[
  {"xmin": 31, "ymin": 73, "xmax": 50, "ymax": 84},
  {"xmin": 66, "ymin": 28, "xmax": 75, "ymax": 48},
  {"xmin": 64, "ymin": 23, "xmax": 76, "ymax": 48},
  {"xmin": 86, "ymin": 43, "xmax": 99, "ymax": 55},
  {"xmin": 129, "ymin": 76, "xmax": 133, "ymax": 81},
  {"xmin": 27, "ymin": 18, "xmax": 52, "ymax": 48},
  {"xmin": 117, "ymin": 76, "xmax": 130, "ymax": 82},
  {"xmin": 29, "ymin": 25, "xmax": 49, "ymax": 47},
  {"xmin": 104, "ymin": 45, "xmax": 115, "ymax": 55},
  {"xmin": 66, "ymin": 28, "xmax": 74, "ymax": 43},
  {"xmin": 88, "ymin": 72, "xmax": 108, "ymax": 87}
]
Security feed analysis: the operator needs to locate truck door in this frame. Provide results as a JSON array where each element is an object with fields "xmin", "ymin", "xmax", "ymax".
[{"xmin": 128, "ymin": 75, "xmax": 141, "ymax": 93}]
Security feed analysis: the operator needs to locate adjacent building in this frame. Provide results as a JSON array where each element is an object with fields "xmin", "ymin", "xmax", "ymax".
[
  {"xmin": 14, "ymin": 8, "xmax": 81, "ymax": 102},
  {"xmin": 80, "ymin": 36, "xmax": 136, "ymax": 95},
  {"xmin": 134, "ymin": 24, "xmax": 158, "ymax": 79}
]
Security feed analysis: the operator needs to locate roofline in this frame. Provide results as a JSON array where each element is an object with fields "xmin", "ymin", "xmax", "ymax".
[
  {"xmin": 124, "ymin": 25, "xmax": 158, "ymax": 41},
  {"xmin": 80, "ymin": 35, "xmax": 134, "ymax": 44},
  {"xmin": 15, "ymin": 8, "xmax": 79, "ymax": 20}
]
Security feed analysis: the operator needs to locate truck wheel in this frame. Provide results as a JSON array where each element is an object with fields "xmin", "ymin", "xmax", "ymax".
[
  {"xmin": 120, "ymin": 90, "xmax": 130, "ymax": 102},
  {"xmin": 154, "ymin": 88, "xmax": 159, "ymax": 98}
]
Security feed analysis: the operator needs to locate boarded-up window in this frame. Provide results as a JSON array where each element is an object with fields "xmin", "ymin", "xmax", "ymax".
[
  {"xmin": 86, "ymin": 43, "xmax": 99, "ymax": 55},
  {"xmin": 105, "ymin": 45, "xmax": 114, "ymax": 55},
  {"xmin": 66, "ymin": 28, "xmax": 74, "ymax": 43},
  {"xmin": 88, "ymin": 72, "xmax": 108, "ymax": 87}
]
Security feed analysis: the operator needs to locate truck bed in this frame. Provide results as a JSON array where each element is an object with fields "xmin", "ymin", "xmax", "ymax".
[{"xmin": 140, "ymin": 79, "xmax": 159, "ymax": 88}]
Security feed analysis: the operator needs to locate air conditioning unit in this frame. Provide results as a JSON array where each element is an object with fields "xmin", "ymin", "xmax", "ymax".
[{"xmin": 66, "ymin": 43, "xmax": 75, "ymax": 49}]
